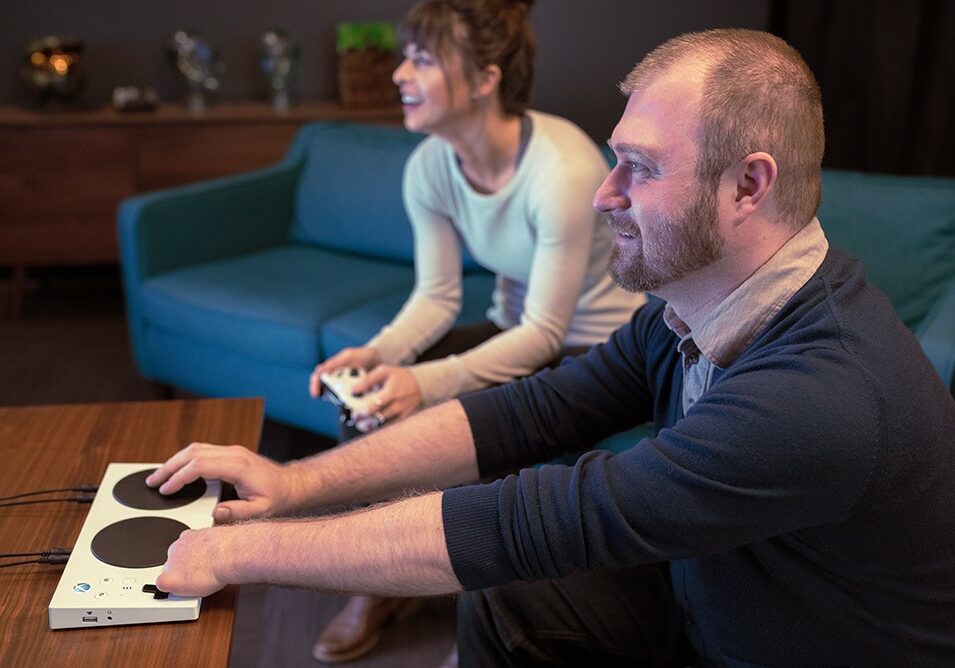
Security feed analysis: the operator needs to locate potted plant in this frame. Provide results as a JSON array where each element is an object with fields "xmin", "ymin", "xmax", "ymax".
[{"xmin": 336, "ymin": 22, "xmax": 399, "ymax": 108}]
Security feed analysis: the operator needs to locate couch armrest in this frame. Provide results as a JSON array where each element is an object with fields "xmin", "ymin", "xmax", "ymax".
[
  {"xmin": 915, "ymin": 276, "xmax": 955, "ymax": 394},
  {"xmin": 118, "ymin": 160, "xmax": 302, "ymax": 381},
  {"xmin": 118, "ymin": 160, "xmax": 302, "ymax": 282}
]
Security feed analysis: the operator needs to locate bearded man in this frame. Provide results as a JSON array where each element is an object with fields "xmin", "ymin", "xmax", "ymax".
[{"xmin": 148, "ymin": 29, "xmax": 955, "ymax": 667}]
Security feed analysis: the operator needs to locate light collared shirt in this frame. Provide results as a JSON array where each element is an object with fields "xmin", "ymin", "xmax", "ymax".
[{"xmin": 663, "ymin": 218, "xmax": 830, "ymax": 415}]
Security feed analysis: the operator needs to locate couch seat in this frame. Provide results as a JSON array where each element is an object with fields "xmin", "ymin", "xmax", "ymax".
[{"xmin": 140, "ymin": 244, "xmax": 415, "ymax": 367}]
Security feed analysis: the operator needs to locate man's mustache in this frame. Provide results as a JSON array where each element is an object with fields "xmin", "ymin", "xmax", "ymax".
[{"xmin": 606, "ymin": 212, "xmax": 639, "ymax": 237}]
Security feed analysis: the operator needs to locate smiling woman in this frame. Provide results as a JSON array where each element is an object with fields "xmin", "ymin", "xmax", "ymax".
[{"xmin": 306, "ymin": 0, "xmax": 647, "ymax": 662}]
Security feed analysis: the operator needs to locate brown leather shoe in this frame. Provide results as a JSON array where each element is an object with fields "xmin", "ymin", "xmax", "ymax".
[{"xmin": 313, "ymin": 595, "xmax": 425, "ymax": 663}]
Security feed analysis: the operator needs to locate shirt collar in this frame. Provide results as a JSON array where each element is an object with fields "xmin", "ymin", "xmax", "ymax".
[{"xmin": 663, "ymin": 217, "xmax": 829, "ymax": 368}]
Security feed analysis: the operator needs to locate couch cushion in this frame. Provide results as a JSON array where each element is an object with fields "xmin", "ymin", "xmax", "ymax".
[
  {"xmin": 139, "ymin": 244, "xmax": 414, "ymax": 367},
  {"xmin": 819, "ymin": 169, "xmax": 955, "ymax": 329},
  {"xmin": 289, "ymin": 123, "xmax": 423, "ymax": 263},
  {"xmin": 320, "ymin": 272, "xmax": 498, "ymax": 355}
]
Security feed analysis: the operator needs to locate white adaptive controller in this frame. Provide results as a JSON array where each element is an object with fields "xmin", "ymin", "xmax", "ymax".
[{"xmin": 319, "ymin": 367, "xmax": 381, "ymax": 426}]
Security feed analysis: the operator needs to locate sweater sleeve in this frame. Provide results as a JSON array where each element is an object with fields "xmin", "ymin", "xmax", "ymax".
[
  {"xmin": 459, "ymin": 304, "xmax": 663, "ymax": 476},
  {"xmin": 444, "ymin": 317, "xmax": 880, "ymax": 590},
  {"xmin": 366, "ymin": 142, "xmax": 464, "ymax": 364},
  {"xmin": 409, "ymin": 134, "xmax": 612, "ymax": 406}
]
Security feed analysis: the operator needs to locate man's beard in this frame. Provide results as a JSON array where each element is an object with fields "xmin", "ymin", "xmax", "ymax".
[{"xmin": 607, "ymin": 183, "xmax": 724, "ymax": 293}]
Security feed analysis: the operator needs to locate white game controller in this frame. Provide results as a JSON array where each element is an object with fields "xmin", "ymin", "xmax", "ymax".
[{"xmin": 319, "ymin": 367, "xmax": 381, "ymax": 426}]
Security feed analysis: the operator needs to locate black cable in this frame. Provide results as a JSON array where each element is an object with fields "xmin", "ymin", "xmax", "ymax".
[
  {"xmin": 0, "ymin": 484, "xmax": 98, "ymax": 501},
  {"xmin": 0, "ymin": 548, "xmax": 72, "ymax": 558},
  {"xmin": 0, "ymin": 495, "xmax": 95, "ymax": 509},
  {"xmin": 0, "ymin": 554, "xmax": 71, "ymax": 568}
]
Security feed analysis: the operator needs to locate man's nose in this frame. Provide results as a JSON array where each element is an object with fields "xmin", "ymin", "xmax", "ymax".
[{"xmin": 593, "ymin": 172, "xmax": 630, "ymax": 213}]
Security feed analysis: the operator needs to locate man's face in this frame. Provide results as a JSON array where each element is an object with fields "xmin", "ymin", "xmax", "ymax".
[
  {"xmin": 605, "ymin": 176, "xmax": 722, "ymax": 293},
  {"xmin": 595, "ymin": 66, "xmax": 725, "ymax": 294}
]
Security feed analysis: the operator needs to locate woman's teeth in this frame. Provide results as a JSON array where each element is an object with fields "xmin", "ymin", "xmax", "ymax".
[{"xmin": 401, "ymin": 94, "xmax": 422, "ymax": 105}]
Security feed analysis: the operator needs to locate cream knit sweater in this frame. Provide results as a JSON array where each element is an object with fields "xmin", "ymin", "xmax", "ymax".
[{"xmin": 367, "ymin": 110, "xmax": 646, "ymax": 406}]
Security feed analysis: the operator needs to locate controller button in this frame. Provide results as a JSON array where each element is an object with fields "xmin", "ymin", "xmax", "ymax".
[{"xmin": 142, "ymin": 583, "xmax": 170, "ymax": 599}]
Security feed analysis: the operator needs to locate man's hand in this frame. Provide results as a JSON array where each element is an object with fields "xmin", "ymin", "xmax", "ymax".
[
  {"xmin": 156, "ymin": 526, "xmax": 231, "ymax": 597},
  {"xmin": 309, "ymin": 346, "xmax": 382, "ymax": 398},
  {"xmin": 145, "ymin": 443, "xmax": 300, "ymax": 522}
]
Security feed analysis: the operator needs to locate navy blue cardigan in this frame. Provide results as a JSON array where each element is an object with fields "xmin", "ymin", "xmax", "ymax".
[{"xmin": 444, "ymin": 250, "xmax": 955, "ymax": 666}]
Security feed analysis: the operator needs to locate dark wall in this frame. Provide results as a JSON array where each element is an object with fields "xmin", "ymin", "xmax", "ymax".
[
  {"xmin": 771, "ymin": 0, "xmax": 955, "ymax": 177},
  {"xmin": 531, "ymin": 0, "xmax": 771, "ymax": 140},
  {"xmin": 0, "ymin": 0, "xmax": 770, "ymax": 141}
]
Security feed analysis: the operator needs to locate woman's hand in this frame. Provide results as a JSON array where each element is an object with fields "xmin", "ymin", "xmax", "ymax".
[
  {"xmin": 350, "ymin": 364, "xmax": 423, "ymax": 432},
  {"xmin": 309, "ymin": 346, "xmax": 382, "ymax": 398}
]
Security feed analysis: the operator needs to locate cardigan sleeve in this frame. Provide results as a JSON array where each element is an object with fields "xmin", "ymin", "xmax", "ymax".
[{"xmin": 366, "ymin": 142, "xmax": 465, "ymax": 364}]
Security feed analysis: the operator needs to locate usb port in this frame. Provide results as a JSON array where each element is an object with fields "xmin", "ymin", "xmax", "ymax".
[{"xmin": 82, "ymin": 615, "xmax": 98, "ymax": 623}]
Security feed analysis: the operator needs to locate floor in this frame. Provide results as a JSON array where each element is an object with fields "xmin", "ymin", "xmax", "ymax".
[{"xmin": 0, "ymin": 267, "xmax": 457, "ymax": 667}]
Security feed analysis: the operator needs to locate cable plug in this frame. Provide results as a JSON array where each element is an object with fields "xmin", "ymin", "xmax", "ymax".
[
  {"xmin": 43, "ymin": 548, "xmax": 72, "ymax": 556},
  {"xmin": 38, "ymin": 554, "xmax": 70, "ymax": 565}
]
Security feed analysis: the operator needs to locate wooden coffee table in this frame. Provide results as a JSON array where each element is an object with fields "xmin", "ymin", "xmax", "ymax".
[{"xmin": 0, "ymin": 398, "xmax": 263, "ymax": 667}]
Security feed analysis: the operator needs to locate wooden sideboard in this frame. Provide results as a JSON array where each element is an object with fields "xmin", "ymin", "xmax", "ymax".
[{"xmin": 0, "ymin": 101, "xmax": 402, "ymax": 317}]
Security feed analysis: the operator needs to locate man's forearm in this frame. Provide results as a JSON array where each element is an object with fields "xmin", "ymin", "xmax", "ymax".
[
  {"xmin": 164, "ymin": 491, "xmax": 462, "ymax": 597},
  {"xmin": 285, "ymin": 399, "xmax": 479, "ymax": 510}
]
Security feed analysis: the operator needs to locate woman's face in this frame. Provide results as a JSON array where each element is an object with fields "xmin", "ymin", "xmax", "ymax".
[{"xmin": 392, "ymin": 43, "xmax": 474, "ymax": 136}]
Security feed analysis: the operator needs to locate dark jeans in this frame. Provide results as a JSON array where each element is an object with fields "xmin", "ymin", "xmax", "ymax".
[
  {"xmin": 457, "ymin": 564, "xmax": 689, "ymax": 667},
  {"xmin": 415, "ymin": 321, "xmax": 505, "ymax": 364}
]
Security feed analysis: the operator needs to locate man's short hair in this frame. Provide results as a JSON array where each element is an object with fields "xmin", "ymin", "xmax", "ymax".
[{"xmin": 621, "ymin": 29, "xmax": 825, "ymax": 230}]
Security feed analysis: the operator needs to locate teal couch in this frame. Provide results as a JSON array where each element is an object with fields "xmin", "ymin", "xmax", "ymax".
[
  {"xmin": 118, "ymin": 121, "xmax": 955, "ymax": 445},
  {"xmin": 810, "ymin": 169, "xmax": 955, "ymax": 382}
]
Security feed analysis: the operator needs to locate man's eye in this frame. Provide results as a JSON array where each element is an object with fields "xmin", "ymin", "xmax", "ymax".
[{"xmin": 626, "ymin": 162, "xmax": 651, "ymax": 177}]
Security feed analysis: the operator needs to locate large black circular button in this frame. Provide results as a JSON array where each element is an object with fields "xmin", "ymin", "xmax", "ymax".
[
  {"xmin": 113, "ymin": 468, "xmax": 206, "ymax": 510},
  {"xmin": 91, "ymin": 517, "xmax": 190, "ymax": 568}
]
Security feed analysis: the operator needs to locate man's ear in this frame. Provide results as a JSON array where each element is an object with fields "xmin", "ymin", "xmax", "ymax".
[
  {"xmin": 471, "ymin": 64, "xmax": 502, "ymax": 100},
  {"xmin": 733, "ymin": 152, "xmax": 778, "ymax": 215}
]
